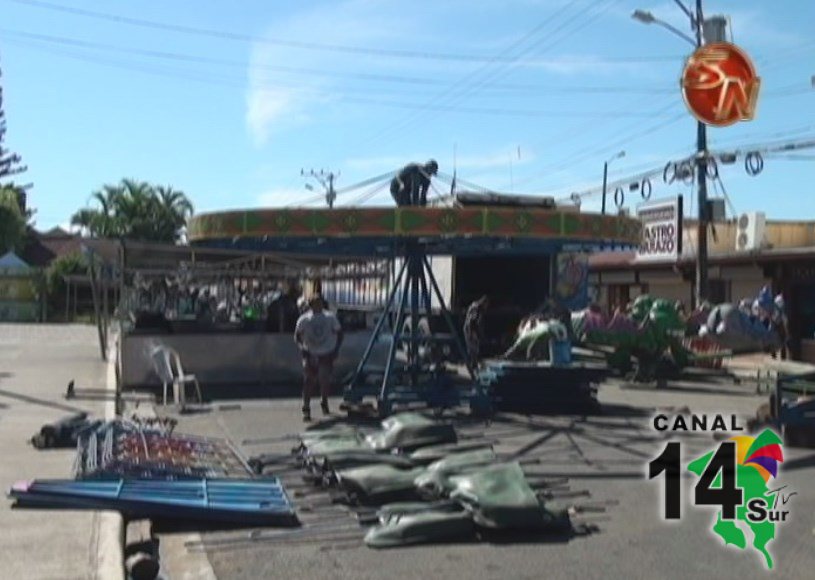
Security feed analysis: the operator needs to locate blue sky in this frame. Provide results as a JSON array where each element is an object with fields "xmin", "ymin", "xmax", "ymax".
[{"xmin": 1, "ymin": 0, "xmax": 813, "ymax": 230}]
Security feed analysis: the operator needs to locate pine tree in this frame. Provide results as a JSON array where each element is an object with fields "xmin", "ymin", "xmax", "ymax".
[
  {"xmin": 0, "ymin": 55, "xmax": 28, "ymax": 253},
  {"xmin": 0, "ymin": 56, "xmax": 26, "ymax": 186}
]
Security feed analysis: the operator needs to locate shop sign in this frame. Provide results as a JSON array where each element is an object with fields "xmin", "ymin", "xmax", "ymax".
[{"xmin": 636, "ymin": 196, "xmax": 683, "ymax": 262}]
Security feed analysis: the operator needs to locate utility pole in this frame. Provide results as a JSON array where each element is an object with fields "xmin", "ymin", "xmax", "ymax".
[
  {"xmin": 633, "ymin": 0, "xmax": 715, "ymax": 307},
  {"xmin": 601, "ymin": 151, "xmax": 625, "ymax": 215},
  {"xmin": 301, "ymin": 169, "xmax": 338, "ymax": 208},
  {"xmin": 694, "ymin": 0, "xmax": 710, "ymax": 307}
]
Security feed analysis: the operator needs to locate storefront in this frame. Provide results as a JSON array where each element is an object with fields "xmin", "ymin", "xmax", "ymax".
[{"xmin": 590, "ymin": 246, "xmax": 815, "ymax": 363}]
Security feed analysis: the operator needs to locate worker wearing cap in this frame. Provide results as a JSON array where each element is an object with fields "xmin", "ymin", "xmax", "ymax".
[
  {"xmin": 294, "ymin": 295, "xmax": 344, "ymax": 421},
  {"xmin": 389, "ymin": 159, "xmax": 439, "ymax": 207}
]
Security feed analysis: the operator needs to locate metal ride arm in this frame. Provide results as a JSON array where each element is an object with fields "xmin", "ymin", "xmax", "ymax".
[
  {"xmin": 422, "ymin": 255, "xmax": 476, "ymax": 381},
  {"xmin": 344, "ymin": 240, "xmax": 487, "ymax": 415},
  {"xmin": 380, "ymin": 268, "xmax": 411, "ymax": 404},
  {"xmin": 348, "ymin": 258, "xmax": 408, "ymax": 390}
]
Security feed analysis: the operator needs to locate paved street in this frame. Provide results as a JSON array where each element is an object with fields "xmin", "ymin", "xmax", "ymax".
[
  {"xmin": 0, "ymin": 324, "xmax": 108, "ymax": 580},
  {"xmin": 161, "ymin": 372, "xmax": 815, "ymax": 580}
]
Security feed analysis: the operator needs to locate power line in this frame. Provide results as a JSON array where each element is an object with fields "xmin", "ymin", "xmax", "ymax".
[
  {"xmin": 506, "ymin": 103, "xmax": 686, "ymax": 191},
  {"xmin": 7, "ymin": 0, "xmax": 670, "ymax": 65},
  {"xmin": 0, "ymin": 28, "xmax": 677, "ymax": 94},
  {"xmin": 354, "ymin": 0, "xmax": 624, "ymax": 156},
  {"xmin": 1, "ymin": 37, "xmax": 679, "ymax": 119}
]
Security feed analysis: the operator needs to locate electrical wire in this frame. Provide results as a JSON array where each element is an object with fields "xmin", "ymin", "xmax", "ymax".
[
  {"xmin": 0, "ymin": 28, "xmax": 678, "ymax": 95},
  {"xmin": 352, "ymin": 0, "xmax": 624, "ymax": 158},
  {"xmin": 346, "ymin": 181, "xmax": 389, "ymax": 206},
  {"xmin": 508, "ymin": 105, "xmax": 686, "ymax": 191},
  {"xmin": 2, "ymin": 36, "xmax": 676, "ymax": 120},
  {"xmin": 7, "ymin": 0, "xmax": 651, "ymax": 65}
]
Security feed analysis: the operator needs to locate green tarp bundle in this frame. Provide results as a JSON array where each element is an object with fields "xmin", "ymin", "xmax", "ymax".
[
  {"xmin": 414, "ymin": 447, "xmax": 497, "ymax": 498},
  {"xmin": 297, "ymin": 412, "xmax": 457, "ymax": 458},
  {"xmin": 449, "ymin": 462, "xmax": 570, "ymax": 530},
  {"xmin": 336, "ymin": 464, "xmax": 426, "ymax": 501},
  {"xmin": 364, "ymin": 462, "xmax": 572, "ymax": 548}
]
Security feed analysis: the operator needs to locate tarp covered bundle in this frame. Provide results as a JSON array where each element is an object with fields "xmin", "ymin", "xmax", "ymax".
[
  {"xmin": 295, "ymin": 412, "xmax": 457, "ymax": 460},
  {"xmin": 291, "ymin": 413, "xmax": 582, "ymax": 548},
  {"xmin": 363, "ymin": 462, "xmax": 571, "ymax": 548}
]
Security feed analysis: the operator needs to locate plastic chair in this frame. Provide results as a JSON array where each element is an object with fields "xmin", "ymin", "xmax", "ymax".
[{"xmin": 151, "ymin": 346, "xmax": 203, "ymax": 406}]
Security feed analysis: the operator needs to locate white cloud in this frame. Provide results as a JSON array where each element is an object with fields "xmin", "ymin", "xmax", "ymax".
[
  {"xmin": 245, "ymin": 0, "xmax": 424, "ymax": 147},
  {"xmin": 246, "ymin": 89, "xmax": 296, "ymax": 146}
]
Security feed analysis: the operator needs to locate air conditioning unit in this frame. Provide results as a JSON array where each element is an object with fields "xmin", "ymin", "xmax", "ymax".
[
  {"xmin": 735, "ymin": 212, "xmax": 766, "ymax": 251},
  {"xmin": 708, "ymin": 199, "xmax": 726, "ymax": 222}
]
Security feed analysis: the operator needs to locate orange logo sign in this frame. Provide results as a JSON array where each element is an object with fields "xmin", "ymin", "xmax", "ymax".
[{"xmin": 681, "ymin": 42, "xmax": 760, "ymax": 127}]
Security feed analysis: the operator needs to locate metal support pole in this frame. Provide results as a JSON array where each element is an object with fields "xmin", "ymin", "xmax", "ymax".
[
  {"xmin": 87, "ymin": 260, "xmax": 107, "ymax": 361},
  {"xmin": 408, "ymin": 248, "xmax": 421, "ymax": 387},
  {"xmin": 349, "ymin": 259, "xmax": 408, "ymax": 389},
  {"xmin": 380, "ymin": 271, "xmax": 411, "ymax": 404},
  {"xmin": 64, "ymin": 278, "xmax": 70, "ymax": 321},
  {"xmin": 694, "ymin": 0, "xmax": 709, "ymax": 307},
  {"xmin": 422, "ymin": 256, "xmax": 476, "ymax": 381},
  {"xmin": 601, "ymin": 161, "xmax": 609, "ymax": 215}
]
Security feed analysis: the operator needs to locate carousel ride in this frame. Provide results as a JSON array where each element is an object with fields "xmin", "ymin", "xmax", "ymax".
[{"xmin": 187, "ymin": 167, "xmax": 642, "ymax": 415}]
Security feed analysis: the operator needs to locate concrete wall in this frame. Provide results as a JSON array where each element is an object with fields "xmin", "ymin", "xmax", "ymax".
[
  {"xmin": 683, "ymin": 219, "xmax": 815, "ymax": 256},
  {"xmin": 121, "ymin": 330, "xmax": 389, "ymax": 388}
]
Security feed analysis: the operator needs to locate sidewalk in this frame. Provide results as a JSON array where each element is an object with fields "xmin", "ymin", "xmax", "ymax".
[
  {"xmin": 722, "ymin": 352, "xmax": 815, "ymax": 378},
  {"xmin": 0, "ymin": 324, "xmax": 112, "ymax": 580}
]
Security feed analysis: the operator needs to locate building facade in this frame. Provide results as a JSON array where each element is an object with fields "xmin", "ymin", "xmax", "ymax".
[{"xmin": 589, "ymin": 217, "xmax": 815, "ymax": 363}]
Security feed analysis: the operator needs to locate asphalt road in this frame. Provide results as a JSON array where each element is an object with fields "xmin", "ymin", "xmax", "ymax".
[{"xmin": 162, "ymin": 373, "xmax": 815, "ymax": 580}]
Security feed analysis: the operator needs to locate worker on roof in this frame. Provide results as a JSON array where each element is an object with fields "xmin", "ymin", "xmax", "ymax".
[{"xmin": 390, "ymin": 159, "xmax": 439, "ymax": 207}]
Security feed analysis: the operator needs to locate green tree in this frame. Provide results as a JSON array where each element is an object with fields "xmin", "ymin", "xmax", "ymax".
[
  {"xmin": 44, "ymin": 252, "xmax": 88, "ymax": 320},
  {"xmin": 70, "ymin": 179, "xmax": 194, "ymax": 243},
  {"xmin": 0, "ymin": 186, "xmax": 25, "ymax": 253},
  {"xmin": 1, "ymin": 56, "xmax": 28, "ymax": 253},
  {"xmin": 1, "ymin": 57, "xmax": 26, "ymax": 185}
]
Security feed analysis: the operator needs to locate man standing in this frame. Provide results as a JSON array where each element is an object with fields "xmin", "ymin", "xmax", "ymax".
[
  {"xmin": 294, "ymin": 295, "xmax": 344, "ymax": 421},
  {"xmin": 390, "ymin": 159, "xmax": 439, "ymax": 206},
  {"xmin": 463, "ymin": 295, "xmax": 489, "ymax": 367}
]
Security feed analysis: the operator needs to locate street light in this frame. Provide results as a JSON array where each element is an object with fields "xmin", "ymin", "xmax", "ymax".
[
  {"xmin": 631, "ymin": 9, "xmax": 697, "ymax": 46},
  {"xmin": 632, "ymin": 0, "xmax": 711, "ymax": 308},
  {"xmin": 601, "ymin": 151, "xmax": 626, "ymax": 215}
]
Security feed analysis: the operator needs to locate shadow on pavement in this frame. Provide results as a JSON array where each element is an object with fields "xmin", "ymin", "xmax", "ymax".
[
  {"xmin": 0, "ymin": 388, "xmax": 92, "ymax": 414},
  {"xmin": 620, "ymin": 382, "xmax": 758, "ymax": 397}
]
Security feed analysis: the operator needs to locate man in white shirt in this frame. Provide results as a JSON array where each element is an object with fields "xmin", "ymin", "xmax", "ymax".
[{"xmin": 294, "ymin": 295, "xmax": 344, "ymax": 421}]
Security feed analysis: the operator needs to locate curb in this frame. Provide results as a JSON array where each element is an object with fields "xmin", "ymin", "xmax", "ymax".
[
  {"xmin": 132, "ymin": 392, "xmax": 218, "ymax": 579},
  {"xmin": 94, "ymin": 339, "xmax": 125, "ymax": 580}
]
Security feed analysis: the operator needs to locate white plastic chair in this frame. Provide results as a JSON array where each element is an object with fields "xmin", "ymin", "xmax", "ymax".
[{"xmin": 151, "ymin": 346, "xmax": 203, "ymax": 406}]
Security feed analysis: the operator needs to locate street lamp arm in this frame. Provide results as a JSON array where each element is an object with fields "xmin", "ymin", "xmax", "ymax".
[
  {"xmin": 671, "ymin": 0, "xmax": 696, "ymax": 25},
  {"xmin": 654, "ymin": 19, "xmax": 698, "ymax": 47}
]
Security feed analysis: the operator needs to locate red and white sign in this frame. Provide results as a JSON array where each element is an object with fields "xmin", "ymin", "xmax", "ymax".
[
  {"xmin": 681, "ymin": 42, "xmax": 760, "ymax": 127},
  {"xmin": 636, "ymin": 197, "xmax": 683, "ymax": 262}
]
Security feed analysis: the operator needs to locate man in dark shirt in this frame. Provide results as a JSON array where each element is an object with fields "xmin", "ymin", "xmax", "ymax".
[
  {"xmin": 463, "ymin": 295, "xmax": 489, "ymax": 367},
  {"xmin": 390, "ymin": 159, "xmax": 439, "ymax": 206}
]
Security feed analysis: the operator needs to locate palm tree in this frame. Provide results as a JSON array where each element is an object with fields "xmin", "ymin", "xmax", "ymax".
[
  {"xmin": 70, "ymin": 179, "xmax": 193, "ymax": 243},
  {"xmin": 155, "ymin": 185, "xmax": 194, "ymax": 241}
]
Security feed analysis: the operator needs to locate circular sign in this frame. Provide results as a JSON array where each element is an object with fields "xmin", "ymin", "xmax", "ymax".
[{"xmin": 681, "ymin": 42, "xmax": 760, "ymax": 127}]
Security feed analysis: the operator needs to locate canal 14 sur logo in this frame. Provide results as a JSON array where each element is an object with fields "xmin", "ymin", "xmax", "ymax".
[{"xmin": 648, "ymin": 414, "xmax": 795, "ymax": 570}]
